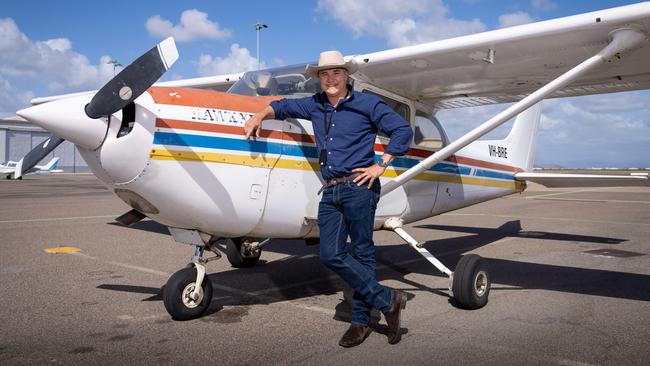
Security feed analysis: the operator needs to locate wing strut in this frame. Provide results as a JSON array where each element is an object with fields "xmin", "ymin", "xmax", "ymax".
[{"xmin": 381, "ymin": 27, "xmax": 647, "ymax": 197}]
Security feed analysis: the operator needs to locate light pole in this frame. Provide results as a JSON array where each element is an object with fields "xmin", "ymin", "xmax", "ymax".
[
  {"xmin": 107, "ymin": 59, "xmax": 122, "ymax": 76},
  {"xmin": 254, "ymin": 22, "xmax": 268, "ymax": 70}
]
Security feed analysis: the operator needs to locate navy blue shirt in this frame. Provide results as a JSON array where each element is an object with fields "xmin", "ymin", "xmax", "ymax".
[{"xmin": 271, "ymin": 90, "xmax": 413, "ymax": 181}]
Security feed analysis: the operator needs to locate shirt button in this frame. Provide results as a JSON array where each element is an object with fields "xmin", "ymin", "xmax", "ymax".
[
  {"xmin": 329, "ymin": 138, "xmax": 333, "ymax": 141},
  {"xmin": 332, "ymin": 124, "xmax": 335, "ymax": 126},
  {"xmin": 328, "ymin": 165, "xmax": 332, "ymax": 168},
  {"xmin": 328, "ymin": 151, "xmax": 331, "ymax": 155}
]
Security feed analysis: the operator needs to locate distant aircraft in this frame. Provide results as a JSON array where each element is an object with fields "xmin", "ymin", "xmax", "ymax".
[
  {"xmin": 1, "ymin": 157, "xmax": 62, "ymax": 179},
  {"xmin": 14, "ymin": 3, "xmax": 650, "ymax": 320}
]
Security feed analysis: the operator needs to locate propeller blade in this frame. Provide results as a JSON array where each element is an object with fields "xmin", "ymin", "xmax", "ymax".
[
  {"xmin": 14, "ymin": 134, "xmax": 65, "ymax": 179},
  {"xmin": 85, "ymin": 37, "xmax": 178, "ymax": 119}
]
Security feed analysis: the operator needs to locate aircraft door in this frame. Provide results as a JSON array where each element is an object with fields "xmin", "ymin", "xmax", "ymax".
[{"xmin": 253, "ymin": 118, "xmax": 321, "ymax": 238}]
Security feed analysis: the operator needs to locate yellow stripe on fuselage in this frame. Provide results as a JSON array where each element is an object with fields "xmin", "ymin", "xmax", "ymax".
[{"xmin": 150, "ymin": 149, "xmax": 524, "ymax": 191}]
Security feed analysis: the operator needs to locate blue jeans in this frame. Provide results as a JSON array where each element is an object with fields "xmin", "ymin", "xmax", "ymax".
[{"xmin": 318, "ymin": 180, "xmax": 393, "ymax": 326}]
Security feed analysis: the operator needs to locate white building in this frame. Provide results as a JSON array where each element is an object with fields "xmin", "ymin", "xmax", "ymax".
[{"xmin": 0, "ymin": 116, "xmax": 88, "ymax": 172}]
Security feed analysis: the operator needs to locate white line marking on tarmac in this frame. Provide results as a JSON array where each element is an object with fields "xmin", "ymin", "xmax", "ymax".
[
  {"xmin": 72, "ymin": 252, "xmax": 171, "ymax": 277},
  {"xmin": 445, "ymin": 213, "xmax": 650, "ymax": 226},
  {"xmin": 0, "ymin": 214, "xmax": 118, "ymax": 224},
  {"xmin": 527, "ymin": 196, "xmax": 650, "ymax": 204},
  {"xmin": 525, "ymin": 188, "xmax": 608, "ymax": 199}
]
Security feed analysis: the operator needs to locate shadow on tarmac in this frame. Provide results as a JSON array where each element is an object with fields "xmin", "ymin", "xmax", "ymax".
[{"xmin": 97, "ymin": 218, "xmax": 649, "ymax": 321}]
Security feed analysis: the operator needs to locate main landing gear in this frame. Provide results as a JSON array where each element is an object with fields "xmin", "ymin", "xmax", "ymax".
[
  {"xmin": 162, "ymin": 230, "xmax": 269, "ymax": 320},
  {"xmin": 383, "ymin": 218, "xmax": 491, "ymax": 309}
]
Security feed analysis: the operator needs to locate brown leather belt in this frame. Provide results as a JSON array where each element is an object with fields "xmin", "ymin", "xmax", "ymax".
[{"xmin": 318, "ymin": 173, "xmax": 362, "ymax": 195}]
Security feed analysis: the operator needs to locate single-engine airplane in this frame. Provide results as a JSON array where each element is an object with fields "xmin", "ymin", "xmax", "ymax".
[
  {"xmin": 14, "ymin": 3, "xmax": 650, "ymax": 320},
  {"xmin": 2, "ymin": 157, "xmax": 62, "ymax": 179}
]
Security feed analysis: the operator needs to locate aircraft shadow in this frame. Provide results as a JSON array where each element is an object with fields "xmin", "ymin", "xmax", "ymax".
[{"xmin": 97, "ymin": 219, "xmax": 648, "ymax": 321}]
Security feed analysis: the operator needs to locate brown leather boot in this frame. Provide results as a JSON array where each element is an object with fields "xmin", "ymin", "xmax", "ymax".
[
  {"xmin": 338, "ymin": 324, "xmax": 372, "ymax": 347},
  {"xmin": 383, "ymin": 290, "xmax": 407, "ymax": 344}
]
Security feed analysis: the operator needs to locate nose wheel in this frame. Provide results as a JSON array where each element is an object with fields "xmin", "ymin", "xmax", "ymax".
[{"xmin": 163, "ymin": 267, "xmax": 213, "ymax": 320}]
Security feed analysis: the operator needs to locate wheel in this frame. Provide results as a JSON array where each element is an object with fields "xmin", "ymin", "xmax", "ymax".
[
  {"xmin": 163, "ymin": 267, "xmax": 213, "ymax": 320},
  {"xmin": 452, "ymin": 254, "xmax": 490, "ymax": 310},
  {"xmin": 225, "ymin": 238, "xmax": 261, "ymax": 268}
]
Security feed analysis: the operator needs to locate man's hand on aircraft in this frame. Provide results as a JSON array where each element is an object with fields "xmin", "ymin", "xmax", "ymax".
[
  {"xmin": 244, "ymin": 116, "xmax": 262, "ymax": 140},
  {"xmin": 244, "ymin": 106, "xmax": 276, "ymax": 140}
]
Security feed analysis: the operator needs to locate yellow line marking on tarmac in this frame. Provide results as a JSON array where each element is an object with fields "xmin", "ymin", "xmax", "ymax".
[{"xmin": 44, "ymin": 246, "xmax": 81, "ymax": 253}]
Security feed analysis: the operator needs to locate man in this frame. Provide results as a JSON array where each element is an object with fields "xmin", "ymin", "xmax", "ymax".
[{"xmin": 243, "ymin": 50, "xmax": 413, "ymax": 347}]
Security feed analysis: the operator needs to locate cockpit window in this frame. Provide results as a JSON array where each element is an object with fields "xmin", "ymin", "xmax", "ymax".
[{"xmin": 228, "ymin": 64, "xmax": 322, "ymax": 97}]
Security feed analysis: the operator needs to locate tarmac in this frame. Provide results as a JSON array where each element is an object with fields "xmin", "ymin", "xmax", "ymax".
[{"xmin": 1, "ymin": 174, "xmax": 649, "ymax": 365}]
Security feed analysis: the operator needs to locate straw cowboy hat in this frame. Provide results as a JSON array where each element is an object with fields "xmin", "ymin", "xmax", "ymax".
[{"xmin": 306, "ymin": 50, "xmax": 358, "ymax": 77}]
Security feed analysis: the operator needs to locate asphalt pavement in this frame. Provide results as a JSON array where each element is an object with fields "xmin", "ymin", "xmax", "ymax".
[{"xmin": 1, "ymin": 175, "xmax": 649, "ymax": 365}]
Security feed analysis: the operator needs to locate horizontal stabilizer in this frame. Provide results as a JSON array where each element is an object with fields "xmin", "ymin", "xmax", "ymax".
[{"xmin": 515, "ymin": 172, "xmax": 649, "ymax": 187}]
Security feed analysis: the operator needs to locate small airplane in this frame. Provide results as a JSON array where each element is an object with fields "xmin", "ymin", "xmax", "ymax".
[
  {"xmin": 14, "ymin": 3, "xmax": 650, "ymax": 320},
  {"xmin": 1, "ymin": 157, "xmax": 62, "ymax": 179}
]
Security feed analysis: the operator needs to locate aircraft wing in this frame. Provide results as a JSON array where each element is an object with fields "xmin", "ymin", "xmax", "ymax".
[
  {"xmin": 514, "ymin": 172, "xmax": 649, "ymax": 187},
  {"xmin": 30, "ymin": 72, "xmax": 243, "ymax": 106},
  {"xmin": 352, "ymin": 2, "xmax": 650, "ymax": 109}
]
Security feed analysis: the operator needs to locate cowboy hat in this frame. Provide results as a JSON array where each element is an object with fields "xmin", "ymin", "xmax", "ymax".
[{"xmin": 306, "ymin": 50, "xmax": 358, "ymax": 77}]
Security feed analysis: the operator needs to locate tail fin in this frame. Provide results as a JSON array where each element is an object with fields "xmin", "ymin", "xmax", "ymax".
[
  {"xmin": 480, "ymin": 103, "xmax": 541, "ymax": 172},
  {"xmin": 41, "ymin": 157, "xmax": 60, "ymax": 171}
]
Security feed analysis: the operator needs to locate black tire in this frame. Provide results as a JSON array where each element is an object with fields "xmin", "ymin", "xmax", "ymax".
[
  {"xmin": 225, "ymin": 238, "xmax": 261, "ymax": 268},
  {"xmin": 163, "ymin": 267, "xmax": 213, "ymax": 320},
  {"xmin": 452, "ymin": 254, "xmax": 490, "ymax": 310}
]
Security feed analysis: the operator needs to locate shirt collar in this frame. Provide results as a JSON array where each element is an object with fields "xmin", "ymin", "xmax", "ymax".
[{"xmin": 319, "ymin": 85, "xmax": 354, "ymax": 107}]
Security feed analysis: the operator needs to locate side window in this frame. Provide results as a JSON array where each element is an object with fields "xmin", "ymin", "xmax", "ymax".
[
  {"xmin": 362, "ymin": 90, "xmax": 411, "ymax": 139},
  {"xmin": 362, "ymin": 90, "xmax": 410, "ymax": 122},
  {"xmin": 414, "ymin": 110, "xmax": 445, "ymax": 149}
]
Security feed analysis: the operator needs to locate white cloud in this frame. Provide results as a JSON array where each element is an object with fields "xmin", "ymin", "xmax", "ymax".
[
  {"xmin": 44, "ymin": 38, "xmax": 71, "ymax": 52},
  {"xmin": 0, "ymin": 18, "xmax": 117, "ymax": 117},
  {"xmin": 437, "ymin": 92, "xmax": 650, "ymax": 168},
  {"xmin": 498, "ymin": 12, "xmax": 535, "ymax": 28},
  {"xmin": 317, "ymin": 0, "xmax": 485, "ymax": 47},
  {"xmin": 531, "ymin": 0, "xmax": 557, "ymax": 11},
  {"xmin": 197, "ymin": 43, "xmax": 263, "ymax": 76},
  {"xmin": 0, "ymin": 76, "xmax": 34, "ymax": 118},
  {"xmin": 146, "ymin": 9, "xmax": 232, "ymax": 42}
]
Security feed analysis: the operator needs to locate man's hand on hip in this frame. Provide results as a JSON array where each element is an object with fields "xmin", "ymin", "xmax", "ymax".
[{"xmin": 352, "ymin": 164, "xmax": 386, "ymax": 189}]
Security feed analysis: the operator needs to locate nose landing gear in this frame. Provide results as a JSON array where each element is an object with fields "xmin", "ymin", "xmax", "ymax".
[{"xmin": 162, "ymin": 229, "xmax": 269, "ymax": 320}]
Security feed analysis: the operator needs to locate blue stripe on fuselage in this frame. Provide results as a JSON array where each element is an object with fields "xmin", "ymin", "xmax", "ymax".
[{"xmin": 153, "ymin": 131, "xmax": 514, "ymax": 180}]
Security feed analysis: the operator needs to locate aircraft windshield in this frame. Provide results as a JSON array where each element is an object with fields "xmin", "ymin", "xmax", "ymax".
[{"xmin": 228, "ymin": 64, "xmax": 321, "ymax": 97}]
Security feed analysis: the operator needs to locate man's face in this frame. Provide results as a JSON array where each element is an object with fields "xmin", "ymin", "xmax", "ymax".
[{"xmin": 318, "ymin": 68, "xmax": 348, "ymax": 98}]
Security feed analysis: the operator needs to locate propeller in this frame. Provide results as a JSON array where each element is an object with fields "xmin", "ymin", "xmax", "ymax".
[
  {"xmin": 14, "ymin": 134, "xmax": 64, "ymax": 179},
  {"xmin": 14, "ymin": 38, "xmax": 179, "ymax": 178},
  {"xmin": 85, "ymin": 37, "xmax": 178, "ymax": 119}
]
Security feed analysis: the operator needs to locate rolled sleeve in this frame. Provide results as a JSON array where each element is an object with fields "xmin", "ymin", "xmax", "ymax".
[{"xmin": 270, "ymin": 97, "xmax": 314, "ymax": 121}]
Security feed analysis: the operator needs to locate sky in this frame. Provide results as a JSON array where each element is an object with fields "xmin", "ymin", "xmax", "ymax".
[{"xmin": 1, "ymin": 0, "xmax": 648, "ymax": 168}]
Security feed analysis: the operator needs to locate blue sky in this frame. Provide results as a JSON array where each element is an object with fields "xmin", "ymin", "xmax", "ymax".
[{"xmin": 1, "ymin": 0, "xmax": 648, "ymax": 167}]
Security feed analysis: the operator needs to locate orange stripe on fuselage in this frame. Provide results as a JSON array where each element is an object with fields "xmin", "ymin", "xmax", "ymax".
[
  {"xmin": 148, "ymin": 86, "xmax": 280, "ymax": 112},
  {"xmin": 156, "ymin": 118, "xmax": 316, "ymax": 144}
]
